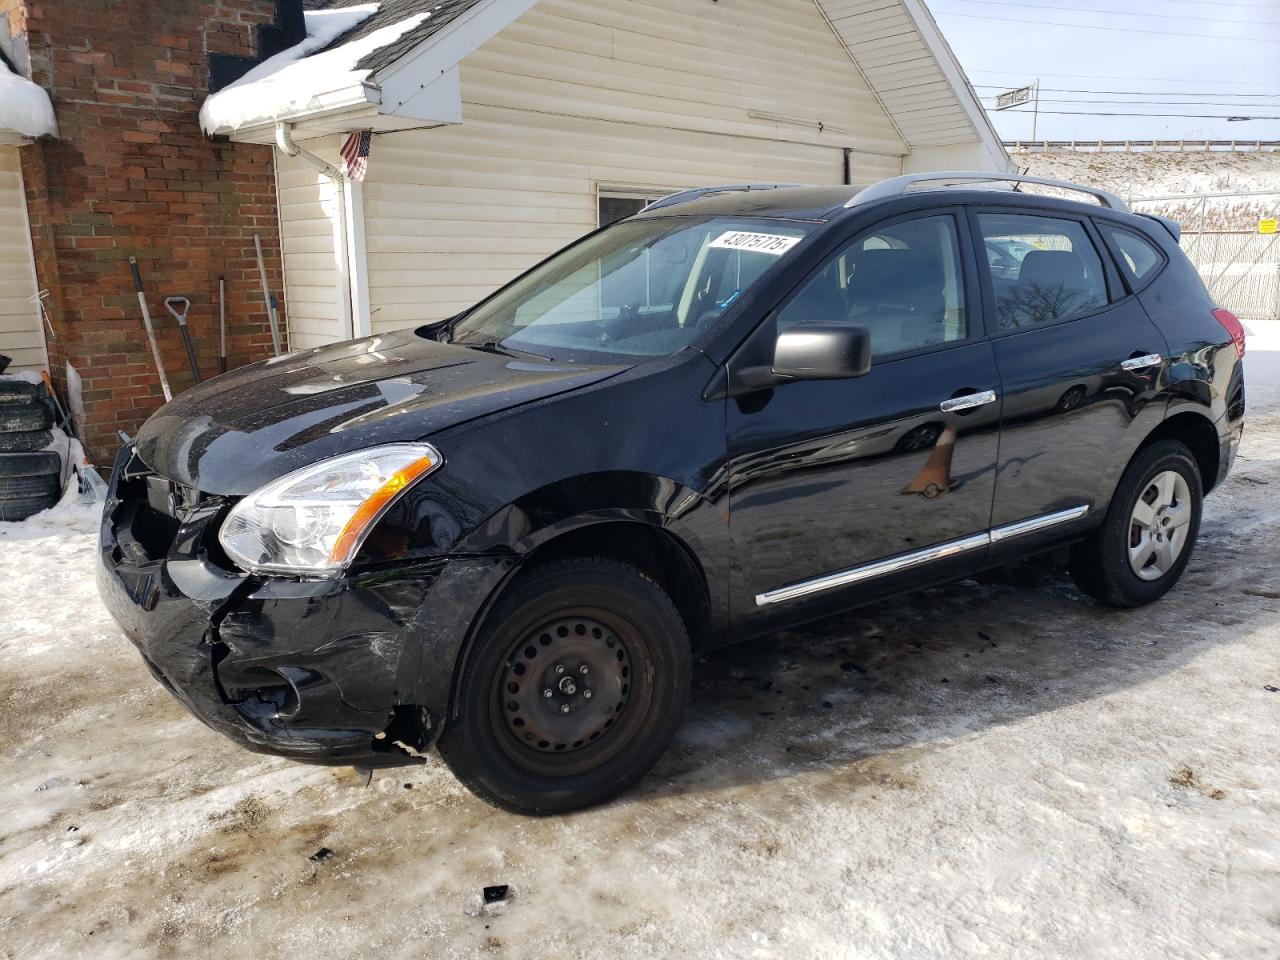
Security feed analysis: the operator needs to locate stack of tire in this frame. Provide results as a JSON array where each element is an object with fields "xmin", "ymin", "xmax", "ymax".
[{"xmin": 0, "ymin": 378, "xmax": 62, "ymax": 521}]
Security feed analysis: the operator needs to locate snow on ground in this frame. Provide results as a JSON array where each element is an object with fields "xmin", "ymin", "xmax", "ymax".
[
  {"xmin": 1, "ymin": 330, "xmax": 1278, "ymax": 959},
  {"xmin": 0, "ymin": 60, "xmax": 57, "ymax": 139},
  {"xmin": 199, "ymin": 3, "xmax": 429, "ymax": 135}
]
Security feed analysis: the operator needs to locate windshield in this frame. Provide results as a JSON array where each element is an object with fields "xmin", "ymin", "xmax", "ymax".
[{"xmin": 445, "ymin": 216, "xmax": 814, "ymax": 363}]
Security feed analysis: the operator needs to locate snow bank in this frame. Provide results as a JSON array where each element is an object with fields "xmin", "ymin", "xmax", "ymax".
[
  {"xmin": 199, "ymin": 4, "xmax": 431, "ymax": 135},
  {"xmin": 0, "ymin": 370, "xmax": 43, "ymax": 385},
  {"xmin": 0, "ymin": 59, "xmax": 57, "ymax": 139}
]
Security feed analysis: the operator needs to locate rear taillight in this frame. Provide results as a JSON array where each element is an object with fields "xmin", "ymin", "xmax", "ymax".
[{"xmin": 1213, "ymin": 308, "xmax": 1246, "ymax": 359}]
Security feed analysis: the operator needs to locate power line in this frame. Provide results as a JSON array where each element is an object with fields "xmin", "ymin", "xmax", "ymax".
[
  {"xmin": 947, "ymin": 0, "xmax": 1278, "ymax": 26},
  {"xmin": 987, "ymin": 98, "xmax": 1280, "ymax": 108},
  {"xmin": 966, "ymin": 66, "xmax": 1280, "ymax": 88},
  {"xmin": 1153, "ymin": 0, "xmax": 1277, "ymax": 8},
  {"xmin": 973, "ymin": 84, "xmax": 1280, "ymax": 98},
  {"xmin": 999, "ymin": 108, "xmax": 1280, "ymax": 119},
  {"xmin": 934, "ymin": 10, "xmax": 1278, "ymax": 42}
]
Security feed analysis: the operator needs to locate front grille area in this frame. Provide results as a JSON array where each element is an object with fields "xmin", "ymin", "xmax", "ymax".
[{"xmin": 110, "ymin": 452, "xmax": 223, "ymax": 564}]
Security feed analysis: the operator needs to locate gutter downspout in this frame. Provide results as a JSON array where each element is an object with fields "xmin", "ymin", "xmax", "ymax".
[{"xmin": 275, "ymin": 121, "xmax": 354, "ymax": 341}]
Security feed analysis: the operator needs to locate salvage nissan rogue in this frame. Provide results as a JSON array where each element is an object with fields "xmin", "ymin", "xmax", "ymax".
[{"xmin": 99, "ymin": 173, "xmax": 1247, "ymax": 814}]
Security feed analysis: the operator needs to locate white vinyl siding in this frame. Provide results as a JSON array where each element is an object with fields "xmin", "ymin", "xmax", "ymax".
[
  {"xmin": 822, "ymin": 0, "xmax": 981, "ymax": 148},
  {"xmin": 360, "ymin": 0, "xmax": 908, "ymax": 334},
  {"xmin": 0, "ymin": 147, "xmax": 46, "ymax": 372},
  {"xmin": 275, "ymin": 146, "xmax": 345, "ymax": 350}
]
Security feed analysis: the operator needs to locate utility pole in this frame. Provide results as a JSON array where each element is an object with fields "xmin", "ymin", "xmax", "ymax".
[{"xmin": 1031, "ymin": 79, "xmax": 1040, "ymax": 143}]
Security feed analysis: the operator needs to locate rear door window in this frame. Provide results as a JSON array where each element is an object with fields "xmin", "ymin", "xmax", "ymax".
[
  {"xmin": 976, "ymin": 213, "xmax": 1110, "ymax": 331},
  {"xmin": 1098, "ymin": 223, "xmax": 1166, "ymax": 288}
]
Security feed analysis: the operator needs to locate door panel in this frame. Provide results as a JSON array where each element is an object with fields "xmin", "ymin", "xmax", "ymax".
[
  {"xmin": 972, "ymin": 210, "xmax": 1170, "ymax": 528},
  {"xmin": 727, "ymin": 341, "xmax": 1001, "ymax": 613},
  {"xmin": 725, "ymin": 209, "xmax": 1001, "ymax": 621}
]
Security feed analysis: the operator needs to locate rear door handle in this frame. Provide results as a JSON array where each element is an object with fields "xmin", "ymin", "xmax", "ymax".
[
  {"xmin": 940, "ymin": 390, "xmax": 998, "ymax": 413},
  {"xmin": 1121, "ymin": 353, "xmax": 1164, "ymax": 372}
]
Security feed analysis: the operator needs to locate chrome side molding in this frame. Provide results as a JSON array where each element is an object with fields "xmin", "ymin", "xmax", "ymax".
[
  {"xmin": 988, "ymin": 505, "xmax": 1090, "ymax": 543},
  {"xmin": 755, "ymin": 505, "xmax": 1090, "ymax": 606}
]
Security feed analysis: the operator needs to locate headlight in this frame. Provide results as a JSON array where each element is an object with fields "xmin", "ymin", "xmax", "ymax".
[{"xmin": 218, "ymin": 444, "xmax": 442, "ymax": 577}]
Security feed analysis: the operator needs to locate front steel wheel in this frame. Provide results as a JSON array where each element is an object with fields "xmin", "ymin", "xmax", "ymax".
[
  {"xmin": 439, "ymin": 557, "xmax": 691, "ymax": 815},
  {"xmin": 491, "ymin": 609, "xmax": 650, "ymax": 777}
]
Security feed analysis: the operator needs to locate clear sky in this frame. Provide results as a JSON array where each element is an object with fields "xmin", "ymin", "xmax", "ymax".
[{"xmin": 927, "ymin": 0, "xmax": 1280, "ymax": 142}]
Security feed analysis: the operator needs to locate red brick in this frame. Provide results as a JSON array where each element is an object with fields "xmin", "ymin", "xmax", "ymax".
[{"xmin": 13, "ymin": 0, "xmax": 287, "ymax": 461}]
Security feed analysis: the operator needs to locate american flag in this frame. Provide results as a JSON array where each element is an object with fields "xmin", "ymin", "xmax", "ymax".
[{"xmin": 340, "ymin": 130, "xmax": 373, "ymax": 182}]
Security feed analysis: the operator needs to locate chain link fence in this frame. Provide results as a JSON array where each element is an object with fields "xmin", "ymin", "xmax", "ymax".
[{"xmin": 1130, "ymin": 191, "xmax": 1280, "ymax": 321}]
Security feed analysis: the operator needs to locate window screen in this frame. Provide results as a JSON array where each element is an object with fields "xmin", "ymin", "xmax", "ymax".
[
  {"xmin": 599, "ymin": 196, "xmax": 650, "ymax": 227},
  {"xmin": 977, "ymin": 214, "xmax": 1109, "ymax": 330}
]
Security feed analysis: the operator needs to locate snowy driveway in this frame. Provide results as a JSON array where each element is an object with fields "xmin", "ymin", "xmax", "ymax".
[{"xmin": 2, "ymin": 328, "xmax": 1278, "ymax": 960}]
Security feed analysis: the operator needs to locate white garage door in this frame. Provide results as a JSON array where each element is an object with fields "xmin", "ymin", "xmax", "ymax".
[{"xmin": 0, "ymin": 146, "xmax": 46, "ymax": 372}]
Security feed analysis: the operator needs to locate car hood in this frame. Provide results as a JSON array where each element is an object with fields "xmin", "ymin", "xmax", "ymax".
[{"xmin": 134, "ymin": 329, "xmax": 626, "ymax": 495}]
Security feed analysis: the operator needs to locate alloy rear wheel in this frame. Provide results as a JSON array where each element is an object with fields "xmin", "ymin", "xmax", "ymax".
[{"xmin": 1069, "ymin": 440, "xmax": 1203, "ymax": 608}]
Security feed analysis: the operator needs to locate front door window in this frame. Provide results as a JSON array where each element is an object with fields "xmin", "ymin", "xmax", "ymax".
[{"xmin": 776, "ymin": 214, "xmax": 968, "ymax": 357}]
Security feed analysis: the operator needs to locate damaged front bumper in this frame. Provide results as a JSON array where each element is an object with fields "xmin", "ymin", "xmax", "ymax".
[{"xmin": 96, "ymin": 445, "xmax": 512, "ymax": 768}]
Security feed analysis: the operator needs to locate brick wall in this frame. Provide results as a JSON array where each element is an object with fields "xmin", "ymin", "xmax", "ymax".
[{"xmin": 7, "ymin": 0, "xmax": 289, "ymax": 462}]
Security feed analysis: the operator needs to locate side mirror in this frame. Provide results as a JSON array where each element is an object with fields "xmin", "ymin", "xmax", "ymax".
[{"xmin": 772, "ymin": 324, "xmax": 872, "ymax": 381}]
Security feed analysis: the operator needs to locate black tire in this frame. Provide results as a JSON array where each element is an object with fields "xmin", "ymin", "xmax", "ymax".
[
  {"xmin": 0, "ymin": 400, "xmax": 53, "ymax": 434},
  {"xmin": 0, "ymin": 380, "xmax": 42, "ymax": 403},
  {"xmin": 0, "ymin": 430, "xmax": 53, "ymax": 453},
  {"xmin": 438, "ymin": 557, "xmax": 692, "ymax": 815},
  {"xmin": 0, "ymin": 491, "xmax": 58, "ymax": 521},
  {"xmin": 0, "ymin": 451, "xmax": 61, "ymax": 479},
  {"xmin": 0, "ymin": 472, "xmax": 59, "ymax": 499},
  {"xmin": 1069, "ymin": 440, "xmax": 1203, "ymax": 608}
]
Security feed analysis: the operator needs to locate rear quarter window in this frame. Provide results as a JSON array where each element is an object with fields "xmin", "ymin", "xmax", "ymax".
[{"xmin": 1098, "ymin": 223, "xmax": 1166, "ymax": 289}]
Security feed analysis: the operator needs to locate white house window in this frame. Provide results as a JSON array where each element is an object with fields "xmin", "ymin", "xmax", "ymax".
[{"xmin": 598, "ymin": 190, "xmax": 668, "ymax": 228}]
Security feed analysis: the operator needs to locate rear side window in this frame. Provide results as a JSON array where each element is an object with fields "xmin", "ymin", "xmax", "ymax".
[
  {"xmin": 977, "ymin": 213, "xmax": 1109, "ymax": 331},
  {"xmin": 1098, "ymin": 223, "xmax": 1165, "ymax": 287}
]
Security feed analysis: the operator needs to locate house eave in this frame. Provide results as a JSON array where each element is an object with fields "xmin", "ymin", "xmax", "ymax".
[{"xmin": 213, "ymin": 82, "xmax": 381, "ymax": 143}]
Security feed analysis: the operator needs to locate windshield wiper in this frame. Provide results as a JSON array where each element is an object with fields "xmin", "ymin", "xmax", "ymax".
[{"xmin": 461, "ymin": 340, "xmax": 554, "ymax": 362}]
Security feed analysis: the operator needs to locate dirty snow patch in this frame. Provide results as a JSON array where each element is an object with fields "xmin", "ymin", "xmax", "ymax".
[
  {"xmin": 199, "ymin": 4, "xmax": 430, "ymax": 134},
  {"xmin": 0, "ymin": 60, "xmax": 56, "ymax": 139}
]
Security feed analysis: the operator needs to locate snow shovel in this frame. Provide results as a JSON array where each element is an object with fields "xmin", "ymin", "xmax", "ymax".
[
  {"xmin": 218, "ymin": 275, "xmax": 228, "ymax": 374},
  {"xmin": 129, "ymin": 257, "xmax": 172, "ymax": 403},
  {"xmin": 254, "ymin": 233, "xmax": 283, "ymax": 357},
  {"xmin": 163, "ymin": 296, "xmax": 202, "ymax": 384}
]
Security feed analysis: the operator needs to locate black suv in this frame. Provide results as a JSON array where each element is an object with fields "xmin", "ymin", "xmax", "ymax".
[{"xmin": 98, "ymin": 173, "xmax": 1247, "ymax": 814}]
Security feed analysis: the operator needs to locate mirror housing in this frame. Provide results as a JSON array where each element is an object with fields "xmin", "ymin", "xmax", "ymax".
[{"xmin": 772, "ymin": 324, "xmax": 872, "ymax": 381}]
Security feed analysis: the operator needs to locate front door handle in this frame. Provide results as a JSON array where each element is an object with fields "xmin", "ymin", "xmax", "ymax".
[
  {"xmin": 1121, "ymin": 353, "xmax": 1164, "ymax": 372},
  {"xmin": 940, "ymin": 389, "xmax": 998, "ymax": 414}
]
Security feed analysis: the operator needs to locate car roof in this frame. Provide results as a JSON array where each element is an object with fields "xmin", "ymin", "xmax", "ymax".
[
  {"xmin": 633, "ymin": 186, "xmax": 861, "ymax": 222},
  {"xmin": 633, "ymin": 182, "xmax": 1170, "ymax": 238}
]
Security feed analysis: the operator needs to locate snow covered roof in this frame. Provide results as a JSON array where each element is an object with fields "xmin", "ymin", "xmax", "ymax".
[
  {"xmin": 0, "ymin": 59, "xmax": 57, "ymax": 141},
  {"xmin": 200, "ymin": 0, "xmax": 526, "ymax": 141},
  {"xmin": 305, "ymin": 0, "xmax": 487, "ymax": 73},
  {"xmin": 200, "ymin": 3, "xmax": 420, "ymax": 135}
]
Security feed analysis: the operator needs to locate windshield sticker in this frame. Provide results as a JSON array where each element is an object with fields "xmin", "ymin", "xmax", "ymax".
[{"xmin": 709, "ymin": 231, "xmax": 801, "ymax": 256}]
